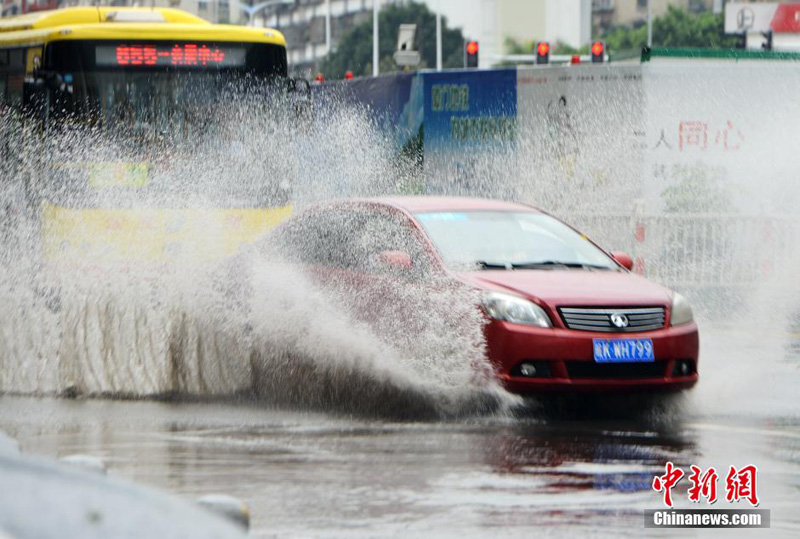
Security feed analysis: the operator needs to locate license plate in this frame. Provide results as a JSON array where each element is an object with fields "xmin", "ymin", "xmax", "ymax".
[{"xmin": 593, "ymin": 338, "xmax": 654, "ymax": 363}]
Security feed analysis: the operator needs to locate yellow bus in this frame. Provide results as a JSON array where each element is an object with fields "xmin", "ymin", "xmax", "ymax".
[{"xmin": 0, "ymin": 7, "xmax": 295, "ymax": 264}]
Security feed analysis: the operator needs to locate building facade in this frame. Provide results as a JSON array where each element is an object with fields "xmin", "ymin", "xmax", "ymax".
[
  {"xmin": 592, "ymin": 0, "xmax": 717, "ymax": 36},
  {"xmin": 1, "ymin": 0, "xmax": 241, "ymax": 23},
  {"xmin": 259, "ymin": 0, "xmax": 593, "ymax": 74},
  {"xmin": 2, "ymin": 0, "xmax": 740, "ymax": 75}
]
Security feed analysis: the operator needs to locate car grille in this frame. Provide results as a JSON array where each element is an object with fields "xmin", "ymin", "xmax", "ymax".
[
  {"xmin": 566, "ymin": 361, "xmax": 666, "ymax": 380},
  {"xmin": 558, "ymin": 307, "xmax": 666, "ymax": 332}
]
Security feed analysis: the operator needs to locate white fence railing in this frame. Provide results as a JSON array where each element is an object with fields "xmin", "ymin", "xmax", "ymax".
[{"xmin": 562, "ymin": 213, "xmax": 800, "ymax": 290}]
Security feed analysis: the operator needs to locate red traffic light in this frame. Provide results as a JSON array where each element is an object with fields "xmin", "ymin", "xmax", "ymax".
[
  {"xmin": 315, "ymin": 73, "xmax": 324, "ymax": 82},
  {"xmin": 536, "ymin": 41, "xmax": 550, "ymax": 64},
  {"xmin": 537, "ymin": 42, "xmax": 550, "ymax": 56},
  {"xmin": 465, "ymin": 40, "xmax": 479, "ymax": 68},
  {"xmin": 591, "ymin": 41, "xmax": 605, "ymax": 63},
  {"xmin": 344, "ymin": 70, "xmax": 354, "ymax": 80}
]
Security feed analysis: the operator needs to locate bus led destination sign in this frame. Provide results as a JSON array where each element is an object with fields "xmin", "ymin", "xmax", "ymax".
[{"xmin": 95, "ymin": 43, "xmax": 247, "ymax": 68}]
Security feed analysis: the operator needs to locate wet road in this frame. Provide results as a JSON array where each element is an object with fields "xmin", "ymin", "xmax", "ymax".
[{"xmin": 1, "ymin": 326, "xmax": 799, "ymax": 538}]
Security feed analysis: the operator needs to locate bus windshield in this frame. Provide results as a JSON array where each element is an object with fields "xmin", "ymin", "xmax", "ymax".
[
  {"xmin": 43, "ymin": 39, "xmax": 287, "ymax": 137},
  {"xmin": 77, "ymin": 70, "xmax": 245, "ymax": 139},
  {"xmin": 33, "ymin": 39, "xmax": 291, "ymax": 208}
]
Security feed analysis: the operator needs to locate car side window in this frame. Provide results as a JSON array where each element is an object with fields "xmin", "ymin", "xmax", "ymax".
[
  {"xmin": 270, "ymin": 208, "xmax": 362, "ymax": 269},
  {"xmin": 270, "ymin": 207, "xmax": 433, "ymax": 278},
  {"xmin": 349, "ymin": 209, "xmax": 432, "ymax": 279},
  {"xmin": 268, "ymin": 210, "xmax": 327, "ymax": 265}
]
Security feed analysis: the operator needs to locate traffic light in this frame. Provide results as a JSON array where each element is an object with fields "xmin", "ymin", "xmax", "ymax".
[
  {"xmin": 465, "ymin": 40, "xmax": 479, "ymax": 68},
  {"xmin": 762, "ymin": 30, "xmax": 773, "ymax": 51},
  {"xmin": 536, "ymin": 41, "xmax": 550, "ymax": 64},
  {"xmin": 591, "ymin": 41, "xmax": 605, "ymax": 63}
]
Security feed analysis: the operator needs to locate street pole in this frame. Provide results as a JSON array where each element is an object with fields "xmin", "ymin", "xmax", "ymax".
[
  {"xmin": 240, "ymin": 0, "xmax": 293, "ymax": 28},
  {"xmin": 325, "ymin": 0, "xmax": 331, "ymax": 55},
  {"xmin": 647, "ymin": 0, "xmax": 653, "ymax": 48},
  {"xmin": 436, "ymin": 6, "xmax": 442, "ymax": 71},
  {"xmin": 373, "ymin": 0, "xmax": 379, "ymax": 77}
]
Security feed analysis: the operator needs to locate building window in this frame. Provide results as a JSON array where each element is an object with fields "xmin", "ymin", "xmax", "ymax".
[
  {"xmin": 592, "ymin": 0, "xmax": 614, "ymax": 13},
  {"xmin": 688, "ymin": 0, "xmax": 707, "ymax": 13}
]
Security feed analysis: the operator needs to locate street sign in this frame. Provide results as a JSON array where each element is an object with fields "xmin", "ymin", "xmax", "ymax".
[
  {"xmin": 724, "ymin": 2, "xmax": 779, "ymax": 34},
  {"xmin": 394, "ymin": 50, "xmax": 421, "ymax": 66},
  {"xmin": 394, "ymin": 24, "xmax": 420, "ymax": 67}
]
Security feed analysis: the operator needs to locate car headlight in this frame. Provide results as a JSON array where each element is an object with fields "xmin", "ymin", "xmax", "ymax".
[
  {"xmin": 670, "ymin": 292, "xmax": 694, "ymax": 326},
  {"xmin": 482, "ymin": 292, "xmax": 552, "ymax": 327}
]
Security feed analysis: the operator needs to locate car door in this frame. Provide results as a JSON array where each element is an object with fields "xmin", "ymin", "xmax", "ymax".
[{"xmin": 335, "ymin": 206, "xmax": 446, "ymax": 344}]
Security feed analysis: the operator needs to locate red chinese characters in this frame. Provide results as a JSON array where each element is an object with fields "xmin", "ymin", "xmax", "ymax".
[
  {"xmin": 656, "ymin": 120, "xmax": 745, "ymax": 152},
  {"xmin": 688, "ymin": 465, "xmax": 719, "ymax": 504},
  {"xmin": 653, "ymin": 463, "xmax": 760, "ymax": 507},
  {"xmin": 115, "ymin": 45, "xmax": 158, "ymax": 66},
  {"xmin": 714, "ymin": 120, "xmax": 744, "ymax": 151},
  {"xmin": 116, "ymin": 44, "xmax": 227, "ymax": 67},
  {"xmin": 652, "ymin": 461, "xmax": 685, "ymax": 507},
  {"xmin": 169, "ymin": 44, "xmax": 225, "ymax": 66},
  {"xmin": 678, "ymin": 121, "xmax": 708, "ymax": 151},
  {"xmin": 725, "ymin": 465, "xmax": 759, "ymax": 506},
  {"xmin": 184, "ymin": 44, "xmax": 199, "ymax": 65},
  {"xmin": 198, "ymin": 45, "xmax": 226, "ymax": 65}
]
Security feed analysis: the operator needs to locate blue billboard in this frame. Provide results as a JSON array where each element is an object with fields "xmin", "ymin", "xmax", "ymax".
[{"xmin": 422, "ymin": 68, "xmax": 518, "ymax": 152}]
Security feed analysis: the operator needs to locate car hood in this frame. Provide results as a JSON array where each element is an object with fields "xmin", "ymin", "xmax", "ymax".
[{"xmin": 456, "ymin": 270, "xmax": 672, "ymax": 307}]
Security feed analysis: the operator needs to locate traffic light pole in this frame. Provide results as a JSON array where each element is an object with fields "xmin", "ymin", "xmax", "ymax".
[
  {"xmin": 436, "ymin": 9, "xmax": 442, "ymax": 71},
  {"xmin": 373, "ymin": 0, "xmax": 379, "ymax": 77}
]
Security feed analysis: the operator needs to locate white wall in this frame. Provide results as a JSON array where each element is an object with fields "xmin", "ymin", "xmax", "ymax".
[
  {"xmin": 430, "ymin": 0, "xmax": 497, "ymax": 68},
  {"xmin": 544, "ymin": 0, "xmax": 591, "ymax": 49}
]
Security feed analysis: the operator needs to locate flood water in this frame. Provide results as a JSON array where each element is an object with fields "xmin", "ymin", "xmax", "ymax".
[
  {"xmin": 3, "ymin": 64, "xmax": 800, "ymax": 538},
  {"xmin": 1, "ymin": 325, "xmax": 798, "ymax": 538}
]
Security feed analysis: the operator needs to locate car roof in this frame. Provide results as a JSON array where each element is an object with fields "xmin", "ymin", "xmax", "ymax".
[{"xmin": 353, "ymin": 196, "xmax": 542, "ymax": 214}]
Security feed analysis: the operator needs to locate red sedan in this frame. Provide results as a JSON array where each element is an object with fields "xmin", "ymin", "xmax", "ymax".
[{"xmin": 268, "ymin": 196, "xmax": 698, "ymax": 394}]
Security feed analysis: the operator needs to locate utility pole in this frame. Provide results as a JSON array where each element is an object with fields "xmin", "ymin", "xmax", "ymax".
[
  {"xmin": 436, "ymin": 5, "xmax": 442, "ymax": 71},
  {"xmin": 647, "ymin": 0, "xmax": 653, "ymax": 48},
  {"xmin": 325, "ymin": 0, "xmax": 331, "ymax": 55},
  {"xmin": 239, "ymin": 0, "xmax": 293, "ymax": 27},
  {"xmin": 373, "ymin": 0, "xmax": 380, "ymax": 77}
]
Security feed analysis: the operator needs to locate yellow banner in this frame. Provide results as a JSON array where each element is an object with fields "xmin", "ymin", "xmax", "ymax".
[
  {"xmin": 41, "ymin": 204, "xmax": 293, "ymax": 263},
  {"xmin": 87, "ymin": 162, "xmax": 149, "ymax": 188}
]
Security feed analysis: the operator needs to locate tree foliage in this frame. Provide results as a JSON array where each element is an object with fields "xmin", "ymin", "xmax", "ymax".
[
  {"xmin": 319, "ymin": 2, "xmax": 467, "ymax": 79},
  {"xmin": 504, "ymin": 38, "xmax": 588, "ymax": 57},
  {"xmin": 603, "ymin": 6, "xmax": 739, "ymax": 52}
]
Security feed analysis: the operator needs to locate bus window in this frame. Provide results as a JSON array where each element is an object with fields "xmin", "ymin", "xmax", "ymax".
[
  {"xmin": 7, "ymin": 49, "xmax": 24, "ymax": 106},
  {"xmin": 0, "ymin": 50, "xmax": 7, "ymax": 105},
  {"xmin": 42, "ymin": 40, "xmax": 287, "ymax": 138}
]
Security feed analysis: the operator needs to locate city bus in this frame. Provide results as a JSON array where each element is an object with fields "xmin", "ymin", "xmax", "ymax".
[{"xmin": 0, "ymin": 7, "xmax": 298, "ymax": 264}]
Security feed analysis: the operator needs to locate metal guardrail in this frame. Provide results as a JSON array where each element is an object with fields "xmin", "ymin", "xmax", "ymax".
[
  {"xmin": 562, "ymin": 213, "xmax": 800, "ymax": 289},
  {"xmin": 641, "ymin": 47, "xmax": 800, "ymax": 63}
]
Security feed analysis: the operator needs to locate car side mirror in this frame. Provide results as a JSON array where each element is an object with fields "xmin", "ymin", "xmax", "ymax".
[
  {"xmin": 611, "ymin": 251, "xmax": 634, "ymax": 271},
  {"xmin": 377, "ymin": 250, "xmax": 413, "ymax": 270}
]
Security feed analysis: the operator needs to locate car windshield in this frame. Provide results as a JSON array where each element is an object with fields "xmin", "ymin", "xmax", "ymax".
[{"xmin": 414, "ymin": 211, "xmax": 618, "ymax": 271}]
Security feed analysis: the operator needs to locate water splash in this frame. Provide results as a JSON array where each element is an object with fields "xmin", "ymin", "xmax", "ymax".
[
  {"xmin": 2, "ymin": 64, "xmax": 800, "ymax": 420},
  {"xmin": 0, "ymin": 90, "xmax": 514, "ymax": 419}
]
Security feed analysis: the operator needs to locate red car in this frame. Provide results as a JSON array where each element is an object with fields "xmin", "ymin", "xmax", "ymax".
[{"xmin": 268, "ymin": 196, "xmax": 698, "ymax": 394}]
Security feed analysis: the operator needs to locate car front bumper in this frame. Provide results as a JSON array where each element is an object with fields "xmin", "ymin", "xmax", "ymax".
[{"xmin": 486, "ymin": 319, "xmax": 700, "ymax": 394}]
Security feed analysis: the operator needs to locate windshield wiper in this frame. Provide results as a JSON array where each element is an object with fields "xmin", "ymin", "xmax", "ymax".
[
  {"xmin": 512, "ymin": 261, "xmax": 612, "ymax": 270},
  {"xmin": 475, "ymin": 261, "xmax": 514, "ymax": 270},
  {"xmin": 475, "ymin": 260, "xmax": 611, "ymax": 270}
]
